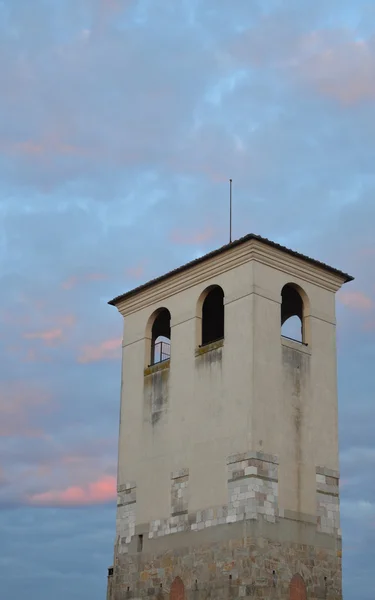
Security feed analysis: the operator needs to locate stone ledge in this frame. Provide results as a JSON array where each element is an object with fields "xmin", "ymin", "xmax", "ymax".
[
  {"xmin": 281, "ymin": 336, "xmax": 311, "ymax": 354},
  {"xmin": 118, "ymin": 482, "xmax": 136, "ymax": 493},
  {"xmin": 316, "ymin": 466, "xmax": 340, "ymax": 479},
  {"xmin": 171, "ymin": 510, "xmax": 188, "ymax": 517},
  {"xmin": 281, "ymin": 509, "xmax": 317, "ymax": 524},
  {"xmin": 118, "ymin": 500, "xmax": 136, "ymax": 507},
  {"xmin": 317, "ymin": 489, "xmax": 339, "ymax": 498},
  {"xmin": 144, "ymin": 360, "xmax": 170, "ymax": 377},
  {"xmin": 171, "ymin": 468, "xmax": 189, "ymax": 480},
  {"xmin": 195, "ymin": 339, "xmax": 224, "ymax": 357},
  {"xmin": 316, "ymin": 483, "xmax": 339, "ymax": 496},
  {"xmin": 228, "ymin": 473, "xmax": 278, "ymax": 484},
  {"xmin": 227, "ymin": 451, "xmax": 279, "ymax": 465}
]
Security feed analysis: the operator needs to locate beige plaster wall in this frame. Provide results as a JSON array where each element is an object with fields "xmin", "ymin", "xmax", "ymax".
[{"xmin": 115, "ymin": 240, "xmax": 346, "ymax": 526}]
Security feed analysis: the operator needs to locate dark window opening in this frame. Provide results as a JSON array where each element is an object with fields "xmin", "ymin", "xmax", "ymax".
[
  {"xmin": 201, "ymin": 287, "xmax": 224, "ymax": 346},
  {"xmin": 151, "ymin": 309, "xmax": 171, "ymax": 365},
  {"xmin": 281, "ymin": 284, "xmax": 304, "ymax": 344},
  {"xmin": 137, "ymin": 534, "xmax": 143, "ymax": 552}
]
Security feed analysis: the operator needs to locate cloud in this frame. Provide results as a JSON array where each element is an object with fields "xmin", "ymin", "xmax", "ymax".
[
  {"xmin": 125, "ymin": 261, "xmax": 146, "ymax": 280},
  {"xmin": 77, "ymin": 338, "xmax": 122, "ymax": 364},
  {"xmin": 19, "ymin": 314, "xmax": 76, "ymax": 349},
  {"xmin": 0, "ymin": 383, "xmax": 53, "ymax": 438},
  {"xmin": 228, "ymin": 20, "xmax": 375, "ymax": 105},
  {"xmin": 363, "ymin": 320, "xmax": 375, "ymax": 331},
  {"xmin": 28, "ymin": 475, "xmax": 116, "ymax": 507},
  {"xmin": 298, "ymin": 32, "xmax": 375, "ymax": 105},
  {"xmin": 61, "ymin": 273, "xmax": 108, "ymax": 290},
  {"xmin": 23, "ymin": 328, "xmax": 64, "ymax": 343},
  {"xmin": 0, "ymin": 1, "xmax": 374, "ymax": 599},
  {"xmin": 170, "ymin": 226, "xmax": 217, "ymax": 245},
  {"xmin": 3, "ymin": 137, "xmax": 87, "ymax": 159},
  {"xmin": 338, "ymin": 290, "xmax": 373, "ymax": 311}
]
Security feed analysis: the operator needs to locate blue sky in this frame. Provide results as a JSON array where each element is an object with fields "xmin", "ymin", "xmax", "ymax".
[{"xmin": 0, "ymin": 1, "xmax": 374, "ymax": 598}]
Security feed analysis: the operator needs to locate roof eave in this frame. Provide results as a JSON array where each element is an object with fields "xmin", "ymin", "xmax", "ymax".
[{"xmin": 108, "ymin": 234, "xmax": 354, "ymax": 307}]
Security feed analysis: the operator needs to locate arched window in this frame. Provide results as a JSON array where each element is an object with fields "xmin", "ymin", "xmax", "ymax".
[
  {"xmin": 281, "ymin": 284, "xmax": 307, "ymax": 344},
  {"xmin": 289, "ymin": 574, "xmax": 307, "ymax": 600},
  {"xmin": 201, "ymin": 286, "xmax": 224, "ymax": 346},
  {"xmin": 170, "ymin": 577, "xmax": 185, "ymax": 600},
  {"xmin": 149, "ymin": 308, "xmax": 171, "ymax": 366}
]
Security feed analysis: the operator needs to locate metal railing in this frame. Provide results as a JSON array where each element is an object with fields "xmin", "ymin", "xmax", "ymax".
[
  {"xmin": 151, "ymin": 341, "xmax": 171, "ymax": 365},
  {"xmin": 281, "ymin": 334, "xmax": 308, "ymax": 347}
]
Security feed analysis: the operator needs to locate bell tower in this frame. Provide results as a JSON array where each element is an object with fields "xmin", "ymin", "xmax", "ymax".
[{"xmin": 107, "ymin": 234, "xmax": 353, "ymax": 600}]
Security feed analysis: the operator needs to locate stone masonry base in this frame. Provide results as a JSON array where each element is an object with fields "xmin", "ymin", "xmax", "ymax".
[{"xmin": 109, "ymin": 517, "xmax": 342, "ymax": 600}]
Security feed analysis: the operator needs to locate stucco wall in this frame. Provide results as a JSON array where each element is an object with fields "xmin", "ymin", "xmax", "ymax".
[
  {"xmin": 117, "ymin": 247, "xmax": 341, "ymax": 526},
  {"xmin": 108, "ymin": 239, "xmax": 348, "ymax": 600}
]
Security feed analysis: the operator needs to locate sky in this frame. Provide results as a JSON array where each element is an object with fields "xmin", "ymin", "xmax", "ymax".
[{"xmin": 0, "ymin": 0, "xmax": 374, "ymax": 598}]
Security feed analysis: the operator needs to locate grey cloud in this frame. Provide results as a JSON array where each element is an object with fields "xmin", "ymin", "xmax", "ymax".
[
  {"xmin": 0, "ymin": 506, "xmax": 114, "ymax": 600},
  {"xmin": 0, "ymin": 1, "xmax": 374, "ymax": 599}
]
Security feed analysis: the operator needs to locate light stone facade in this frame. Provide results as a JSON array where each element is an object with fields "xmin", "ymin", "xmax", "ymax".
[
  {"xmin": 107, "ymin": 235, "xmax": 352, "ymax": 600},
  {"xmin": 315, "ymin": 467, "xmax": 340, "ymax": 536},
  {"xmin": 117, "ymin": 483, "xmax": 136, "ymax": 551}
]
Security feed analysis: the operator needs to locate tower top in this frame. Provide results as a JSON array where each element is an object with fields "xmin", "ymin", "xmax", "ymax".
[{"xmin": 108, "ymin": 233, "xmax": 353, "ymax": 308}]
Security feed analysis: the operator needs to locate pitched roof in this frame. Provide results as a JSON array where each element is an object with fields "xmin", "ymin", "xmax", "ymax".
[{"xmin": 108, "ymin": 233, "xmax": 354, "ymax": 306}]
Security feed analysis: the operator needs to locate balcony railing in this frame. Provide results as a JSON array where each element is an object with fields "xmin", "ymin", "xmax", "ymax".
[
  {"xmin": 281, "ymin": 334, "xmax": 308, "ymax": 347},
  {"xmin": 151, "ymin": 341, "xmax": 171, "ymax": 366}
]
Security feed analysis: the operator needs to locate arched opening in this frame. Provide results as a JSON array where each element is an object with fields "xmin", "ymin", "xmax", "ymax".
[
  {"xmin": 281, "ymin": 284, "xmax": 307, "ymax": 344},
  {"xmin": 149, "ymin": 308, "xmax": 171, "ymax": 366},
  {"xmin": 289, "ymin": 574, "xmax": 307, "ymax": 600},
  {"xmin": 170, "ymin": 577, "xmax": 185, "ymax": 600},
  {"xmin": 201, "ymin": 286, "xmax": 224, "ymax": 346}
]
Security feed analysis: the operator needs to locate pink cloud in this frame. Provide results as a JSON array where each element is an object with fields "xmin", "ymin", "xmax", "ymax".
[
  {"xmin": 28, "ymin": 475, "xmax": 117, "ymax": 506},
  {"xmin": 358, "ymin": 246, "xmax": 375, "ymax": 258},
  {"xmin": 86, "ymin": 273, "xmax": 108, "ymax": 282},
  {"xmin": 78, "ymin": 337, "xmax": 122, "ymax": 364},
  {"xmin": 1, "ymin": 310, "xmax": 31, "ymax": 327},
  {"xmin": 297, "ymin": 31, "xmax": 375, "ymax": 105},
  {"xmin": 0, "ymin": 137, "xmax": 90, "ymax": 161},
  {"xmin": 0, "ymin": 383, "xmax": 53, "ymax": 438},
  {"xmin": 61, "ymin": 276, "xmax": 78, "ymax": 290},
  {"xmin": 338, "ymin": 290, "xmax": 373, "ymax": 311},
  {"xmin": 363, "ymin": 320, "xmax": 375, "ymax": 332},
  {"xmin": 61, "ymin": 273, "xmax": 108, "ymax": 290},
  {"xmin": 230, "ymin": 26, "xmax": 375, "ymax": 106},
  {"xmin": 102, "ymin": 0, "xmax": 119, "ymax": 8},
  {"xmin": 339, "ymin": 478, "xmax": 349, "ymax": 488},
  {"xmin": 9, "ymin": 134, "xmax": 93, "ymax": 159},
  {"xmin": 60, "ymin": 314, "xmax": 76, "ymax": 327},
  {"xmin": 100, "ymin": 0, "xmax": 131, "ymax": 13},
  {"xmin": 23, "ymin": 328, "xmax": 63, "ymax": 343},
  {"xmin": 170, "ymin": 226, "xmax": 216, "ymax": 246},
  {"xmin": 126, "ymin": 261, "xmax": 146, "ymax": 280},
  {"xmin": 167, "ymin": 153, "xmax": 232, "ymax": 184},
  {"xmin": 22, "ymin": 314, "xmax": 76, "ymax": 345}
]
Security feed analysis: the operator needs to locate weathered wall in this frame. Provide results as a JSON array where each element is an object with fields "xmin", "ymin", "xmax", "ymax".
[
  {"xmin": 116, "ymin": 252, "xmax": 340, "ymax": 526},
  {"xmin": 109, "ymin": 239, "xmax": 347, "ymax": 600},
  {"xmin": 111, "ymin": 450, "xmax": 342, "ymax": 599},
  {"xmin": 110, "ymin": 516, "xmax": 342, "ymax": 600}
]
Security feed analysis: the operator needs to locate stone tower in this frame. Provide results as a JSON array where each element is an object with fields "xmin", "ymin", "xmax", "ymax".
[{"xmin": 107, "ymin": 234, "xmax": 353, "ymax": 600}]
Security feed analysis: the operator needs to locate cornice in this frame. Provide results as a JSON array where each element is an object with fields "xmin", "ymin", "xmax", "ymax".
[{"xmin": 115, "ymin": 239, "xmax": 349, "ymax": 317}]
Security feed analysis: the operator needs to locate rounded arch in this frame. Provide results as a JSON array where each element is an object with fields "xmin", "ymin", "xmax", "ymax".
[
  {"xmin": 145, "ymin": 307, "xmax": 171, "ymax": 366},
  {"xmin": 289, "ymin": 574, "xmax": 307, "ymax": 600},
  {"xmin": 170, "ymin": 577, "xmax": 185, "ymax": 600},
  {"xmin": 196, "ymin": 284, "xmax": 225, "ymax": 347},
  {"xmin": 281, "ymin": 283, "xmax": 310, "ymax": 344}
]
